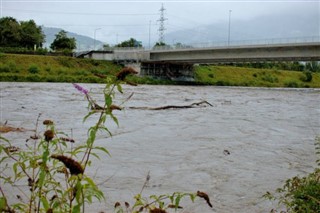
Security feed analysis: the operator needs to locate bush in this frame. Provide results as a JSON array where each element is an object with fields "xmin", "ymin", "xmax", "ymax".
[
  {"xmin": 208, "ymin": 73, "xmax": 214, "ymax": 78},
  {"xmin": 264, "ymin": 136, "xmax": 320, "ymax": 213},
  {"xmin": 300, "ymin": 71, "xmax": 313, "ymax": 82},
  {"xmin": 285, "ymin": 81, "xmax": 299, "ymax": 88},
  {"xmin": 28, "ymin": 64, "xmax": 39, "ymax": 74},
  {"xmin": 0, "ymin": 64, "xmax": 10, "ymax": 73},
  {"xmin": 261, "ymin": 73, "xmax": 278, "ymax": 83}
]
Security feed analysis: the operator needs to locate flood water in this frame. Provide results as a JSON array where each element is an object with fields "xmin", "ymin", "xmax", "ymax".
[{"xmin": 1, "ymin": 82, "xmax": 320, "ymax": 212}]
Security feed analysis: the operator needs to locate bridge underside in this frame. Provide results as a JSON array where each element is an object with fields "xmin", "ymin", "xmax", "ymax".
[{"xmin": 140, "ymin": 61, "xmax": 194, "ymax": 81}]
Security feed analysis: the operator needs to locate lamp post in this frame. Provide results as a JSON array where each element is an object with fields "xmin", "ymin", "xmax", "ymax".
[
  {"xmin": 149, "ymin": 20, "xmax": 151, "ymax": 49},
  {"xmin": 228, "ymin": 10, "xmax": 232, "ymax": 46},
  {"xmin": 94, "ymin": 28, "xmax": 101, "ymax": 50}
]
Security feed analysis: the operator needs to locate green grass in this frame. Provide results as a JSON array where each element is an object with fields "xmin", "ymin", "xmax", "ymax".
[
  {"xmin": 0, "ymin": 54, "xmax": 122, "ymax": 83},
  {"xmin": 1, "ymin": 54, "xmax": 319, "ymax": 88},
  {"xmin": 195, "ymin": 65, "xmax": 320, "ymax": 88}
]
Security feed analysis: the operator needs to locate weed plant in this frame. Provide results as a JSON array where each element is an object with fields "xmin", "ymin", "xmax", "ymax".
[{"xmin": 264, "ymin": 136, "xmax": 320, "ymax": 213}]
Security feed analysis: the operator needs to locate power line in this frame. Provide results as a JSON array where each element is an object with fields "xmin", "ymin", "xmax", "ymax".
[{"xmin": 2, "ymin": 7, "xmax": 158, "ymax": 16}]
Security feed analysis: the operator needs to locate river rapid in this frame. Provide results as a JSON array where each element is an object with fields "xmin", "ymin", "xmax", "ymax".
[{"xmin": 1, "ymin": 82, "xmax": 319, "ymax": 212}]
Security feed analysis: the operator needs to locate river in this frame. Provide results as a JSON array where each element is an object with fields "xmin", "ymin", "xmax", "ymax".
[{"xmin": 1, "ymin": 82, "xmax": 319, "ymax": 212}]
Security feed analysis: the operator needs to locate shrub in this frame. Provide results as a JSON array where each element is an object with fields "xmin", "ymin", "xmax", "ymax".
[
  {"xmin": 0, "ymin": 64, "xmax": 10, "ymax": 73},
  {"xmin": 285, "ymin": 81, "xmax": 299, "ymax": 88},
  {"xmin": 261, "ymin": 73, "xmax": 278, "ymax": 83},
  {"xmin": 264, "ymin": 136, "xmax": 320, "ymax": 213},
  {"xmin": 28, "ymin": 64, "xmax": 39, "ymax": 74},
  {"xmin": 208, "ymin": 73, "xmax": 214, "ymax": 78},
  {"xmin": 300, "ymin": 71, "xmax": 313, "ymax": 82}
]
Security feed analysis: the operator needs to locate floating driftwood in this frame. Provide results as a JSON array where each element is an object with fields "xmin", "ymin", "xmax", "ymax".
[
  {"xmin": 129, "ymin": 100, "xmax": 213, "ymax": 110},
  {"xmin": 0, "ymin": 125, "xmax": 27, "ymax": 133}
]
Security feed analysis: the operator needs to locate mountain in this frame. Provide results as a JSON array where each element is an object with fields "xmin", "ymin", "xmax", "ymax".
[
  {"xmin": 42, "ymin": 27, "xmax": 104, "ymax": 51},
  {"xmin": 165, "ymin": 11, "xmax": 319, "ymax": 46}
]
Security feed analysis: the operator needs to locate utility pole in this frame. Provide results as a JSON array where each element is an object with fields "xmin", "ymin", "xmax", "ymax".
[
  {"xmin": 149, "ymin": 20, "xmax": 151, "ymax": 49},
  {"xmin": 157, "ymin": 4, "xmax": 167, "ymax": 44},
  {"xmin": 228, "ymin": 10, "xmax": 232, "ymax": 46}
]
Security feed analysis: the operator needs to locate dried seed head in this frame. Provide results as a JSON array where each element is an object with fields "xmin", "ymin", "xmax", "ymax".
[
  {"xmin": 197, "ymin": 191, "xmax": 213, "ymax": 208},
  {"xmin": 51, "ymin": 154, "xmax": 84, "ymax": 175},
  {"xmin": 125, "ymin": 202, "xmax": 130, "ymax": 209},
  {"xmin": 116, "ymin": 67, "xmax": 138, "ymax": 81},
  {"xmin": 114, "ymin": 202, "xmax": 121, "ymax": 208},
  {"xmin": 43, "ymin": 120, "xmax": 54, "ymax": 125},
  {"xmin": 4, "ymin": 146, "xmax": 19, "ymax": 153},
  {"xmin": 149, "ymin": 208, "xmax": 167, "ymax": 213},
  {"xmin": 44, "ymin": 130, "xmax": 54, "ymax": 142}
]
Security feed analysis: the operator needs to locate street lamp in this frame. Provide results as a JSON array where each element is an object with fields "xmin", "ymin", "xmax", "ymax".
[
  {"xmin": 94, "ymin": 28, "xmax": 101, "ymax": 50},
  {"xmin": 228, "ymin": 10, "xmax": 232, "ymax": 46}
]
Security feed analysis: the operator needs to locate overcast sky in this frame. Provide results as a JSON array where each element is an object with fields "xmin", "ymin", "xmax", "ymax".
[{"xmin": 1, "ymin": 0, "xmax": 319, "ymax": 45}]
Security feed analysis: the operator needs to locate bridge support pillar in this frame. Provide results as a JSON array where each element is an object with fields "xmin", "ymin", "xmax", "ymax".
[{"xmin": 140, "ymin": 61, "xmax": 195, "ymax": 81}]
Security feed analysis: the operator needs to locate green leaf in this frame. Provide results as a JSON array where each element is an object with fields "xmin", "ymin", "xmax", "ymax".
[
  {"xmin": 41, "ymin": 196, "xmax": 50, "ymax": 211},
  {"xmin": 0, "ymin": 197, "xmax": 7, "ymax": 211},
  {"xmin": 175, "ymin": 194, "xmax": 182, "ymax": 207},
  {"xmin": 189, "ymin": 193, "xmax": 196, "ymax": 202},
  {"xmin": 116, "ymin": 83, "xmax": 123, "ymax": 93},
  {"xmin": 83, "ymin": 111, "xmax": 98, "ymax": 123},
  {"xmin": 104, "ymin": 94, "xmax": 112, "ymax": 107},
  {"xmin": 110, "ymin": 113, "xmax": 119, "ymax": 126},
  {"xmin": 72, "ymin": 204, "xmax": 81, "ymax": 213},
  {"xmin": 99, "ymin": 126, "xmax": 112, "ymax": 137},
  {"xmin": 93, "ymin": 146, "xmax": 111, "ymax": 157}
]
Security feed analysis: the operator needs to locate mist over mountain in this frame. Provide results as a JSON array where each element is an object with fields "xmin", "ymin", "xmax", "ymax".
[
  {"xmin": 42, "ymin": 27, "xmax": 104, "ymax": 51},
  {"xmin": 41, "ymin": 9, "xmax": 319, "ymax": 50},
  {"xmin": 164, "ymin": 11, "xmax": 319, "ymax": 46}
]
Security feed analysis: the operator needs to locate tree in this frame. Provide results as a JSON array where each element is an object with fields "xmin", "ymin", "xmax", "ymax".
[
  {"xmin": 0, "ymin": 17, "xmax": 21, "ymax": 47},
  {"xmin": 50, "ymin": 30, "xmax": 76, "ymax": 51},
  {"xmin": 20, "ymin": 20, "xmax": 45, "ymax": 49},
  {"xmin": 0, "ymin": 17, "xmax": 45, "ymax": 49},
  {"xmin": 115, "ymin": 38, "xmax": 142, "ymax": 48}
]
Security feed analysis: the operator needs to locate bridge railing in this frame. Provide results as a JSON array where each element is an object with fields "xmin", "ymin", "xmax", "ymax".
[
  {"xmin": 75, "ymin": 36, "xmax": 320, "ymax": 54},
  {"xmin": 152, "ymin": 36, "xmax": 320, "ymax": 51}
]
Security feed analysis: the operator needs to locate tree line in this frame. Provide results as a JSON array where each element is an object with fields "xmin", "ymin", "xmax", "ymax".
[{"xmin": 0, "ymin": 17, "xmax": 76, "ymax": 52}]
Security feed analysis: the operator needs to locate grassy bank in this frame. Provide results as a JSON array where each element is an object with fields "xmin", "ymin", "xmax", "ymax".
[
  {"xmin": 1, "ymin": 53, "xmax": 319, "ymax": 87},
  {"xmin": 195, "ymin": 65, "xmax": 320, "ymax": 88},
  {"xmin": 0, "ymin": 54, "xmax": 122, "ymax": 83}
]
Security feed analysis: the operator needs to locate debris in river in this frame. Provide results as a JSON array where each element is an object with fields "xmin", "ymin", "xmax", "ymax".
[
  {"xmin": 0, "ymin": 125, "xmax": 27, "ymax": 133},
  {"xmin": 223, "ymin": 149, "xmax": 231, "ymax": 155},
  {"xmin": 129, "ymin": 100, "xmax": 213, "ymax": 110}
]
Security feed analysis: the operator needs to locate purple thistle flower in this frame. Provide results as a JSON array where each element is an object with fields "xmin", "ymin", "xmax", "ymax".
[{"xmin": 72, "ymin": 83, "xmax": 89, "ymax": 95}]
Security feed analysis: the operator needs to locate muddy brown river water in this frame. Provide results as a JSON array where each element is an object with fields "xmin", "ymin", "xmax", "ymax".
[{"xmin": 1, "ymin": 82, "xmax": 319, "ymax": 212}]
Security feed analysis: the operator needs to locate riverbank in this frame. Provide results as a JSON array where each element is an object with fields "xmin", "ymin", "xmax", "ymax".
[{"xmin": 1, "ymin": 53, "xmax": 319, "ymax": 87}]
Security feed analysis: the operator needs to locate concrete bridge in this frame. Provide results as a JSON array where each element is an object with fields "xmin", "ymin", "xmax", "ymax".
[{"xmin": 77, "ymin": 39, "xmax": 320, "ymax": 80}]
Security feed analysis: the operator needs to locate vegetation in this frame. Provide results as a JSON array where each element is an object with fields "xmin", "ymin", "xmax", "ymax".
[
  {"xmin": 194, "ymin": 65, "xmax": 320, "ymax": 88},
  {"xmin": 50, "ymin": 30, "xmax": 76, "ymax": 52},
  {"xmin": 115, "ymin": 38, "xmax": 142, "ymax": 48},
  {"xmin": 0, "ymin": 70, "xmax": 212, "ymax": 212},
  {"xmin": 264, "ymin": 136, "xmax": 320, "ymax": 212},
  {"xmin": 0, "ymin": 53, "xmax": 320, "ymax": 87},
  {"xmin": 0, "ymin": 17, "xmax": 45, "ymax": 49}
]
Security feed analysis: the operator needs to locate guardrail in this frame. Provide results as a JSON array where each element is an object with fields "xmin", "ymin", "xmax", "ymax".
[{"xmin": 102, "ymin": 36, "xmax": 320, "ymax": 51}]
